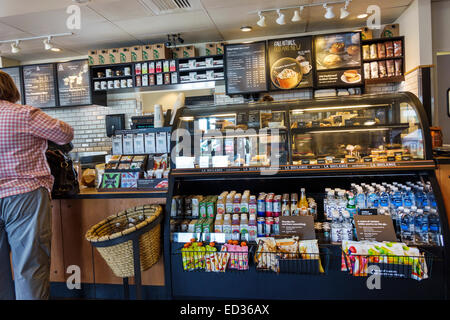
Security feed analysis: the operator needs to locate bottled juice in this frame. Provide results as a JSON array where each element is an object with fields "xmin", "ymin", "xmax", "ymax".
[
  {"xmin": 248, "ymin": 213, "xmax": 257, "ymax": 241},
  {"xmin": 231, "ymin": 214, "xmax": 241, "ymax": 240},
  {"xmin": 249, "ymin": 195, "xmax": 257, "ymax": 215},
  {"xmin": 240, "ymin": 213, "xmax": 249, "ymax": 241},
  {"xmin": 233, "ymin": 193, "xmax": 242, "ymax": 213},
  {"xmin": 223, "ymin": 214, "xmax": 232, "ymax": 241}
]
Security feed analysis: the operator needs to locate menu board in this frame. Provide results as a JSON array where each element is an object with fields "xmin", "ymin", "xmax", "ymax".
[
  {"xmin": 57, "ymin": 60, "xmax": 91, "ymax": 106},
  {"xmin": 225, "ymin": 42, "xmax": 268, "ymax": 95},
  {"xmin": 1, "ymin": 67, "xmax": 22, "ymax": 103},
  {"xmin": 23, "ymin": 64, "xmax": 56, "ymax": 108},
  {"xmin": 314, "ymin": 32, "xmax": 363, "ymax": 88},
  {"xmin": 268, "ymin": 36, "xmax": 313, "ymax": 90}
]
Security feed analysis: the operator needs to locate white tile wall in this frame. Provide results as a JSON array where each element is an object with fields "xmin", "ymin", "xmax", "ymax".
[{"xmin": 43, "ymin": 98, "xmax": 138, "ymax": 153}]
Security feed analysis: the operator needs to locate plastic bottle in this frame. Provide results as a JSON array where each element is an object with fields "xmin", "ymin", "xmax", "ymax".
[
  {"xmin": 402, "ymin": 187, "xmax": 414, "ymax": 208},
  {"xmin": 414, "ymin": 186, "xmax": 424, "ymax": 209},
  {"xmin": 299, "ymin": 188, "xmax": 308, "ymax": 213},
  {"xmin": 420, "ymin": 187, "xmax": 429, "ymax": 208},
  {"xmin": 223, "ymin": 214, "xmax": 232, "ymax": 241},
  {"xmin": 427, "ymin": 186, "xmax": 437, "ymax": 208},
  {"xmin": 378, "ymin": 186, "xmax": 390, "ymax": 214},
  {"xmin": 428, "ymin": 208, "xmax": 441, "ymax": 246},
  {"xmin": 391, "ymin": 187, "xmax": 403, "ymax": 209},
  {"xmin": 331, "ymin": 210, "xmax": 342, "ymax": 243},
  {"xmin": 414, "ymin": 209, "xmax": 429, "ymax": 244},
  {"xmin": 341, "ymin": 210, "xmax": 353, "ymax": 241},
  {"xmin": 393, "ymin": 206, "xmax": 404, "ymax": 239},
  {"xmin": 231, "ymin": 214, "xmax": 241, "ymax": 241},
  {"xmin": 346, "ymin": 192, "xmax": 357, "ymax": 217},
  {"xmin": 248, "ymin": 214, "xmax": 257, "ymax": 242},
  {"xmin": 367, "ymin": 187, "xmax": 379, "ymax": 208},
  {"xmin": 336, "ymin": 191, "xmax": 347, "ymax": 216},
  {"xmin": 400, "ymin": 208, "xmax": 414, "ymax": 243},
  {"xmin": 356, "ymin": 187, "xmax": 366, "ymax": 210},
  {"xmin": 240, "ymin": 213, "xmax": 249, "ymax": 241},
  {"xmin": 325, "ymin": 190, "xmax": 335, "ymax": 220}
]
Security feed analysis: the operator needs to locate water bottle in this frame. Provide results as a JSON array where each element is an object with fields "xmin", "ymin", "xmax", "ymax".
[
  {"xmin": 414, "ymin": 186, "xmax": 424, "ymax": 208},
  {"xmin": 378, "ymin": 187, "xmax": 390, "ymax": 214},
  {"xmin": 331, "ymin": 210, "xmax": 342, "ymax": 243},
  {"xmin": 428, "ymin": 208, "xmax": 441, "ymax": 246},
  {"xmin": 420, "ymin": 187, "xmax": 429, "ymax": 208},
  {"xmin": 367, "ymin": 187, "xmax": 379, "ymax": 208},
  {"xmin": 427, "ymin": 186, "xmax": 437, "ymax": 208},
  {"xmin": 414, "ymin": 209, "xmax": 429, "ymax": 244},
  {"xmin": 400, "ymin": 208, "xmax": 414, "ymax": 243},
  {"xmin": 326, "ymin": 190, "xmax": 335, "ymax": 221},
  {"xmin": 391, "ymin": 187, "xmax": 403, "ymax": 209},
  {"xmin": 346, "ymin": 192, "xmax": 357, "ymax": 217},
  {"xmin": 337, "ymin": 191, "xmax": 347, "ymax": 216},
  {"xmin": 402, "ymin": 187, "xmax": 414, "ymax": 208},
  {"xmin": 356, "ymin": 187, "xmax": 366, "ymax": 210},
  {"xmin": 393, "ymin": 206, "xmax": 404, "ymax": 239},
  {"xmin": 341, "ymin": 210, "xmax": 353, "ymax": 241}
]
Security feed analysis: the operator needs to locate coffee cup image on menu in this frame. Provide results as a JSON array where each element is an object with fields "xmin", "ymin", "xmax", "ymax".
[{"xmin": 271, "ymin": 57, "xmax": 303, "ymax": 89}]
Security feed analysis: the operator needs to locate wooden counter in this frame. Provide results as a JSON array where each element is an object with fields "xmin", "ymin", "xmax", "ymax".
[
  {"xmin": 50, "ymin": 188, "xmax": 167, "ymax": 287},
  {"xmin": 435, "ymin": 158, "xmax": 450, "ymax": 226}
]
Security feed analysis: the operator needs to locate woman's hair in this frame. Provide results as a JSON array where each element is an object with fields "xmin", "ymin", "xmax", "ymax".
[{"xmin": 0, "ymin": 70, "xmax": 20, "ymax": 103}]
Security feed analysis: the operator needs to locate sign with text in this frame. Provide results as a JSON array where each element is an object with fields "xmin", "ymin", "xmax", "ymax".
[
  {"xmin": 354, "ymin": 215, "xmax": 397, "ymax": 241},
  {"xmin": 279, "ymin": 216, "xmax": 315, "ymax": 239}
]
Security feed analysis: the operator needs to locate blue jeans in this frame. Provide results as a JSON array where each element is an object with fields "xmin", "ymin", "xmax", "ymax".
[{"xmin": 0, "ymin": 187, "xmax": 51, "ymax": 300}]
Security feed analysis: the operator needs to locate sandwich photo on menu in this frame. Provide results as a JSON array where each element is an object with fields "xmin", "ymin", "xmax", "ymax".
[{"xmin": 315, "ymin": 32, "xmax": 361, "ymax": 71}]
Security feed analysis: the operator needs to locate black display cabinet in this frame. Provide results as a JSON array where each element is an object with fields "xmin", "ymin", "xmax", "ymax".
[{"xmin": 162, "ymin": 92, "xmax": 449, "ymax": 299}]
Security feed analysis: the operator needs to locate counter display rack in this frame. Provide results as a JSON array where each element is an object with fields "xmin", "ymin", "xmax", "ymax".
[{"xmin": 162, "ymin": 92, "xmax": 450, "ymax": 300}]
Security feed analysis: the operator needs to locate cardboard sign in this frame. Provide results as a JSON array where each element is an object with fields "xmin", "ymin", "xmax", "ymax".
[
  {"xmin": 279, "ymin": 216, "xmax": 315, "ymax": 240},
  {"xmin": 354, "ymin": 215, "xmax": 397, "ymax": 241}
]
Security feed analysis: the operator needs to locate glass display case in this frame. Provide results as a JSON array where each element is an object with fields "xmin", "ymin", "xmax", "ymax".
[{"xmin": 172, "ymin": 92, "xmax": 430, "ymax": 169}]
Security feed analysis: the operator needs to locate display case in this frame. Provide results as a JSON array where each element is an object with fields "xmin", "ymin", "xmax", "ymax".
[{"xmin": 162, "ymin": 92, "xmax": 449, "ymax": 300}]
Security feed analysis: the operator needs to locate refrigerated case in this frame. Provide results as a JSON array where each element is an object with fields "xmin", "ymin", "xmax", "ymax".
[{"xmin": 163, "ymin": 92, "xmax": 449, "ymax": 299}]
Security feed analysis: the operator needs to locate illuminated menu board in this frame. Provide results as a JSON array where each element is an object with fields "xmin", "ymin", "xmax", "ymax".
[
  {"xmin": 23, "ymin": 64, "xmax": 56, "ymax": 108},
  {"xmin": 225, "ymin": 42, "xmax": 268, "ymax": 95}
]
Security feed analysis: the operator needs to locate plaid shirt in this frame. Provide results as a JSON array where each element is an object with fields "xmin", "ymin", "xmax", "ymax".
[{"xmin": 0, "ymin": 100, "xmax": 74, "ymax": 199}]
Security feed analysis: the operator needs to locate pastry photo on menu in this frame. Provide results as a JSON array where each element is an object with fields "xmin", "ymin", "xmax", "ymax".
[
  {"xmin": 315, "ymin": 32, "xmax": 361, "ymax": 70},
  {"xmin": 341, "ymin": 70, "xmax": 361, "ymax": 84},
  {"xmin": 268, "ymin": 36, "xmax": 314, "ymax": 90}
]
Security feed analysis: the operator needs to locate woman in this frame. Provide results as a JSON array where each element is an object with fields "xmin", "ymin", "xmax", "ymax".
[{"xmin": 0, "ymin": 70, "xmax": 74, "ymax": 300}]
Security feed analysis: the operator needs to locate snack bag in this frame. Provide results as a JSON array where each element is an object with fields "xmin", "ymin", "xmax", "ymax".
[
  {"xmin": 299, "ymin": 239, "xmax": 324, "ymax": 273},
  {"xmin": 254, "ymin": 237, "xmax": 278, "ymax": 272},
  {"xmin": 237, "ymin": 242, "xmax": 249, "ymax": 270},
  {"xmin": 204, "ymin": 243, "xmax": 217, "ymax": 272},
  {"xmin": 275, "ymin": 237, "xmax": 299, "ymax": 260},
  {"xmin": 181, "ymin": 243, "xmax": 195, "ymax": 271}
]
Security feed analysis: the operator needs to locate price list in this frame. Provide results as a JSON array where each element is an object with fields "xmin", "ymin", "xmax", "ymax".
[
  {"xmin": 23, "ymin": 64, "xmax": 56, "ymax": 108},
  {"xmin": 57, "ymin": 60, "xmax": 91, "ymax": 106},
  {"xmin": 225, "ymin": 42, "xmax": 267, "ymax": 95}
]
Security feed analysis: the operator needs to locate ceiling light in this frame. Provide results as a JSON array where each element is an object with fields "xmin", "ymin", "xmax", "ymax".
[
  {"xmin": 292, "ymin": 7, "xmax": 302, "ymax": 22},
  {"xmin": 357, "ymin": 13, "xmax": 368, "ymax": 19},
  {"xmin": 11, "ymin": 41, "xmax": 20, "ymax": 54},
  {"xmin": 257, "ymin": 11, "xmax": 266, "ymax": 27},
  {"xmin": 50, "ymin": 47, "xmax": 61, "ymax": 52},
  {"xmin": 43, "ymin": 37, "xmax": 53, "ymax": 50},
  {"xmin": 240, "ymin": 26, "xmax": 252, "ymax": 32},
  {"xmin": 340, "ymin": 0, "xmax": 350, "ymax": 19},
  {"xmin": 323, "ymin": 4, "xmax": 335, "ymax": 19},
  {"xmin": 276, "ymin": 9, "xmax": 286, "ymax": 25}
]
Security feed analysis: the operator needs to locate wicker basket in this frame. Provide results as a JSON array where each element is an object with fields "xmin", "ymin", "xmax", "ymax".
[{"xmin": 85, "ymin": 204, "xmax": 162, "ymax": 278}]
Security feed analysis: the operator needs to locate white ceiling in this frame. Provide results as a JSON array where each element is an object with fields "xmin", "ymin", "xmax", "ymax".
[{"xmin": 0, "ymin": 0, "xmax": 414, "ymax": 62}]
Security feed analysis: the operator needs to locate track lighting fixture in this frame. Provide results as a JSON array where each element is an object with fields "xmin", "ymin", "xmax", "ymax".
[
  {"xmin": 257, "ymin": 11, "xmax": 266, "ymax": 27},
  {"xmin": 323, "ymin": 4, "xmax": 335, "ymax": 19},
  {"xmin": 276, "ymin": 9, "xmax": 286, "ymax": 25}
]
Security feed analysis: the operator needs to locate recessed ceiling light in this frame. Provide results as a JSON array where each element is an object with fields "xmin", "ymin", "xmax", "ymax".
[
  {"xmin": 357, "ymin": 13, "xmax": 368, "ymax": 19},
  {"xmin": 240, "ymin": 26, "xmax": 252, "ymax": 32},
  {"xmin": 50, "ymin": 47, "xmax": 61, "ymax": 52}
]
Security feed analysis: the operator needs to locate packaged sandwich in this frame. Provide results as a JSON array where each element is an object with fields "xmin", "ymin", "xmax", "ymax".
[
  {"xmin": 275, "ymin": 237, "xmax": 299, "ymax": 260},
  {"xmin": 362, "ymin": 45, "xmax": 370, "ymax": 60},
  {"xmin": 364, "ymin": 63, "xmax": 371, "ymax": 79},
  {"xmin": 378, "ymin": 61, "xmax": 387, "ymax": 78},
  {"xmin": 370, "ymin": 62, "xmax": 379, "ymax": 79},
  {"xmin": 299, "ymin": 239, "xmax": 325, "ymax": 273}
]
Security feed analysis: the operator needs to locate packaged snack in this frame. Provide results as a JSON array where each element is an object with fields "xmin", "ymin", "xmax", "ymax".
[
  {"xmin": 370, "ymin": 62, "xmax": 379, "ymax": 79},
  {"xmin": 363, "ymin": 63, "xmax": 371, "ymax": 80},
  {"xmin": 254, "ymin": 237, "xmax": 278, "ymax": 272},
  {"xmin": 298, "ymin": 239, "xmax": 324, "ymax": 273},
  {"xmin": 129, "ymin": 161, "xmax": 143, "ymax": 169},
  {"xmin": 275, "ymin": 237, "xmax": 299, "ymax": 260},
  {"xmin": 394, "ymin": 40, "xmax": 402, "ymax": 57},
  {"xmin": 105, "ymin": 162, "xmax": 118, "ymax": 170},
  {"xmin": 377, "ymin": 42, "xmax": 386, "ymax": 59},
  {"xmin": 369, "ymin": 44, "xmax": 377, "ymax": 59},
  {"xmin": 362, "ymin": 45, "xmax": 370, "ymax": 60},
  {"xmin": 386, "ymin": 60, "xmax": 395, "ymax": 77},
  {"xmin": 378, "ymin": 61, "xmax": 387, "ymax": 78},
  {"xmin": 118, "ymin": 163, "xmax": 131, "ymax": 170},
  {"xmin": 110, "ymin": 155, "xmax": 121, "ymax": 162},
  {"xmin": 395, "ymin": 59, "xmax": 403, "ymax": 76},
  {"xmin": 385, "ymin": 41, "xmax": 394, "ymax": 58},
  {"xmin": 132, "ymin": 155, "xmax": 146, "ymax": 162},
  {"xmin": 120, "ymin": 155, "xmax": 133, "ymax": 162}
]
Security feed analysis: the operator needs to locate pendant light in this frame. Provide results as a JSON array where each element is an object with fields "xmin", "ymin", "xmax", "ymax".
[
  {"xmin": 257, "ymin": 11, "xmax": 266, "ymax": 27},
  {"xmin": 323, "ymin": 4, "xmax": 335, "ymax": 19},
  {"xmin": 340, "ymin": 1, "xmax": 350, "ymax": 19},
  {"xmin": 276, "ymin": 9, "xmax": 286, "ymax": 25},
  {"xmin": 11, "ymin": 41, "xmax": 20, "ymax": 54},
  {"xmin": 292, "ymin": 6, "xmax": 303, "ymax": 22}
]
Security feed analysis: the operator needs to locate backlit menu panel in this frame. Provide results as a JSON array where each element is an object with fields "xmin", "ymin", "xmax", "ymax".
[
  {"xmin": 23, "ymin": 64, "xmax": 56, "ymax": 108},
  {"xmin": 225, "ymin": 42, "xmax": 268, "ymax": 95}
]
